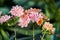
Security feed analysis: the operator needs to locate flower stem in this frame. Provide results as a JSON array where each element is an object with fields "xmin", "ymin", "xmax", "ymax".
[
  {"xmin": 14, "ymin": 27, "xmax": 16, "ymax": 40},
  {"xmin": 41, "ymin": 33, "xmax": 45, "ymax": 40},
  {"xmin": 33, "ymin": 26, "xmax": 35, "ymax": 40},
  {"xmin": 41, "ymin": 30, "xmax": 47, "ymax": 40}
]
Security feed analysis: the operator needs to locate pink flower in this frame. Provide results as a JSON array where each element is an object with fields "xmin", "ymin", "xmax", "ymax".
[
  {"xmin": 39, "ymin": 13, "xmax": 44, "ymax": 18},
  {"xmin": 0, "ymin": 15, "xmax": 10, "ymax": 23},
  {"xmin": 51, "ymin": 28, "xmax": 55, "ymax": 34},
  {"xmin": 43, "ymin": 22, "xmax": 53, "ymax": 30},
  {"xmin": 25, "ymin": 8, "xmax": 43, "ymax": 22},
  {"xmin": 18, "ymin": 15, "xmax": 30, "ymax": 28},
  {"xmin": 43, "ymin": 22, "xmax": 55, "ymax": 34},
  {"xmin": 28, "ymin": 13, "xmax": 39, "ymax": 22},
  {"xmin": 25, "ymin": 8, "xmax": 41, "ymax": 14},
  {"xmin": 9, "ymin": 5, "xmax": 24, "ymax": 17}
]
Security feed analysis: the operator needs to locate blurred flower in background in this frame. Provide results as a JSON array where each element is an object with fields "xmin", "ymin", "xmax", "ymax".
[{"xmin": 0, "ymin": 15, "xmax": 10, "ymax": 23}]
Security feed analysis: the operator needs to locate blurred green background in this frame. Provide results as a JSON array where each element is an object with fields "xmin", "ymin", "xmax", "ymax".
[{"xmin": 0, "ymin": 0, "xmax": 60, "ymax": 40}]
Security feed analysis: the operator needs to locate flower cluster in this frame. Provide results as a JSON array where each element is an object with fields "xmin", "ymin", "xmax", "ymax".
[
  {"xmin": 43, "ymin": 22, "xmax": 55, "ymax": 34},
  {"xmin": 0, "ymin": 5, "xmax": 55, "ymax": 35},
  {"xmin": 10, "ymin": 5, "xmax": 45, "ymax": 28},
  {"xmin": 0, "ymin": 12, "xmax": 10, "ymax": 24},
  {"xmin": 10, "ymin": 5, "xmax": 55, "ymax": 34}
]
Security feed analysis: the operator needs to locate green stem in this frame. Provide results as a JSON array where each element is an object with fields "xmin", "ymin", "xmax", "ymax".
[
  {"xmin": 14, "ymin": 27, "xmax": 16, "ymax": 40},
  {"xmin": 41, "ymin": 30, "xmax": 47, "ymax": 40},
  {"xmin": 41, "ymin": 33, "xmax": 45, "ymax": 40},
  {"xmin": 33, "ymin": 26, "xmax": 35, "ymax": 40}
]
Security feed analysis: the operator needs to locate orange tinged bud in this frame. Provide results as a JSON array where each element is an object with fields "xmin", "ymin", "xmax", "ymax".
[{"xmin": 36, "ymin": 18, "xmax": 43, "ymax": 25}]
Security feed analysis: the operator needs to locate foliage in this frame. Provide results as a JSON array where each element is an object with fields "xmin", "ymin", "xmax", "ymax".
[{"xmin": 0, "ymin": 0, "xmax": 60, "ymax": 40}]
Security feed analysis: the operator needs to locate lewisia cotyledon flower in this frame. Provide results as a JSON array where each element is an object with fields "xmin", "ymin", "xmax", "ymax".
[
  {"xmin": 25, "ymin": 8, "xmax": 43, "ymax": 23},
  {"xmin": 43, "ymin": 22, "xmax": 55, "ymax": 34},
  {"xmin": 0, "ymin": 15, "xmax": 10, "ymax": 23},
  {"xmin": 36, "ymin": 18, "xmax": 43, "ymax": 25},
  {"xmin": 9, "ymin": 5, "xmax": 24, "ymax": 17},
  {"xmin": 36, "ymin": 13, "xmax": 44, "ymax": 25},
  {"xmin": 43, "ymin": 22, "xmax": 53, "ymax": 30},
  {"xmin": 18, "ymin": 15, "xmax": 30, "ymax": 28}
]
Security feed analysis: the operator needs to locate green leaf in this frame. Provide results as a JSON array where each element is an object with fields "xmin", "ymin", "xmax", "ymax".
[
  {"xmin": 16, "ymin": 37, "xmax": 32, "ymax": 40},
  {"xmin": 0, "ymin": 34, "xmax": 2, "ymax": 40},
  {"xmin": 0, "ymin": 22, "xmax": 8, "ymax": 29},
  {"xmin": 8, "ymin": 28, "xmax": 42, "ymax": 36},
  {"xmin": 7, "ymin": 17, "xmax": 19, "ymax": 26},
  {"xmin": 46, "ymin": 35, "xmax": 53, "ymax": 40},
  {"xmin": 0, "ymin": 7, "xmax": 9, "ymax": 15},
  {"xmin": 45, "ymin": 5, "xmax": 51, "ymax": 19},
  {"xmin": 1, "ymin": 29, "xmax": 10, "ymax": 40}
]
